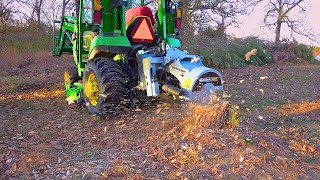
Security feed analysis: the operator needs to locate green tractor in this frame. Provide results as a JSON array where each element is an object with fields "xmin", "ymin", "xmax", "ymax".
[{"xmin": 53, "ymin": 0, "xmax": 224, "ymax": 115}]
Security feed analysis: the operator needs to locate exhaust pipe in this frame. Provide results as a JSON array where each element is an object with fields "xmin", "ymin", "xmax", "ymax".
[{"xmin": 162, "ymin": 84, "xmax": 183, "ymax": 97}]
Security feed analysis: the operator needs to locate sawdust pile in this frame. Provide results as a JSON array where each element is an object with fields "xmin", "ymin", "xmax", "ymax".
[
  {"xmin": 182, "ymin": 96, "xmax": 232, "ymax": 129},
  {"xmin": 183, "ymin": 101, "xmax": 229, "ymax": 129},
  {"xmin": 148, "ymin": 97, "xmax": 240, "ymax": 178}
]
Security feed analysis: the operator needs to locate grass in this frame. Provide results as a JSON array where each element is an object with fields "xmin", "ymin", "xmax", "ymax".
[
  {"xmin": 0, "ymin": 26, "xmax": 53, "ymax": 72},
  {"xmin": 228, "ymin": 105, "xmax": 240, "ymax": 127},
  {"xmin": 305, "ymin": 156, "xmax": 316, "ymax": 163},
  {"xmin": 0, "ymin": 76, "xmax": 25, "ymax": 92},
  {"xmin": 83, "ymin": 151, "xmax": 94, "ymax": 159},
  {"xmin": 281, "ymin": 72, "xmax": 310, "ymax": 81},
  {"xmin": 0, "ymin": 26, "xmax": 53, "ymax": 54}
]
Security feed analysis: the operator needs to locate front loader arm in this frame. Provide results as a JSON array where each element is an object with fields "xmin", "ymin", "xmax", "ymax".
[{"xmin": 52, "ymin": 16, "xmax": 77, "ymax": 56}]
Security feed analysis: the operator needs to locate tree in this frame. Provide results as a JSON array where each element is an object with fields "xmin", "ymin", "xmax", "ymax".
[
  {"xmin": 206, "ymin": 0, "xmax": 248, "ymax": 36},
  {"xmin": 15, "ymin": 0, "xmax": 46, "ymax": 28},
  {"xmin": 0, "ymin": 0, "xmax": 15, "ymax": 32},
  {"xmin": 263, "ymin": 0, "xmax": 312, "ymax": 44},
  {"xmin": 181, "ymin": 0, "xmax": 258, "ymax": 37},
  {"xmin": 34, "ymin": 0, "xmax": 44, "ymax": 28}
]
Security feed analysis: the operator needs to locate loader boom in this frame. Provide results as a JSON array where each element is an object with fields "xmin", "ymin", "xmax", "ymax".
[{"xmin": 52, "ymin": 16, "xmax": 77, "ymax": 56}]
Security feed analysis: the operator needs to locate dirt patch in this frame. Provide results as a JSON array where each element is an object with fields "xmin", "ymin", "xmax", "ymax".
[{"xmin": 16, "ymin": 83, "xmax": 46, "ymax": 92}]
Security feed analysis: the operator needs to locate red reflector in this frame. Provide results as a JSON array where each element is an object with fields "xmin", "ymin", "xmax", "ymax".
[
  {"xmin": 175, "ymin": 19, "xmax": 181, "ymax": 29},
  {"xmin": 131, "ymin": 18, "xmax": 154, "ymax": 43},
  {"xmin": 94, "ymin": 11, "xmax": 101, "ymax": 24}
]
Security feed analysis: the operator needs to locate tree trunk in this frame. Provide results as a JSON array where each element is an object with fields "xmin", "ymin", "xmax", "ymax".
[
  {"xmin": 75, "ymin": 0, "xmax": 80, "ymax": 18},
  {"xmin": 62, "ymin": 0, "xmax": 67, "ymax": 18},
  {"xmin": 36, "ymin": 0, "xmax": 44, "ymax": 29},
  {"xmin": 62, "ymin": 0, "xmax": 72, "ymax": 18},
  {"xmin": 275, "ymin": 20, "xmax": 282, "ymax": 44}
]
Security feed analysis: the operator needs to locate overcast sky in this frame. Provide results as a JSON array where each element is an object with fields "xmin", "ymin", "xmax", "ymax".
[
  {"xmin": 227, "ymin": 0, "xmax": 320, "ymax": 46},
  {"xmin": 14, "ymin": 0, "xmax": 319, "ymax": 46}
]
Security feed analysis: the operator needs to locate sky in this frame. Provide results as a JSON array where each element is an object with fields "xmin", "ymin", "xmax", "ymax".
[
  {"xmin": 12, "ymin": 0, "xmax": 319, "ymax": 46},
  {"xmin": 227, "ymin": 0, "xmax": 320, "ymax": 46}
]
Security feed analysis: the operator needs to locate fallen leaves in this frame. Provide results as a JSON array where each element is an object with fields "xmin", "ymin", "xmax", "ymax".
[
  {"xmin": 211, "ymin": 166, "xmax": 218, "ymax": 174},
  {"xmin": 0, "ymin": 89, "xmax": 64, "ymax": 101},
  {"xmin": 308, "ymin": 145, "xmax": 315, "ymax": 153},
  {"xmin": 278, "ymin": 100, "xmax": 320, "ymax": 116},
  {"xmin": 4, "ymin": 163, "xmax": 17, "ymax": 177},
  {"xmin": 111, "ymin": 161, "xmax": 130, "ymax": 177},
  {"xmin": 258, "ymin": 89, "xmax": 264, "ymax": 94},
  {"xmin": 100, "ymin": 171, "xmax": 110, "ymax": 178},
  {"xmin": 239, "ymin": 156, "xmax": 244, "ymax": 162},
  {"xmin": 258, "ymin": 115, "xmax": 264, "ymax": 120},
  {"xmin": 1, "ymin": 57, "xmax": 320, "ymax": 179},
  {"xmin": 3, "ymin": 152, "xmax": 48, "ymax": 177},
  {"xmin": 103, "ymin": 126, "xmax": 108, "ymax": 133},
  {"xmin": 27, "ymin": 131, "xmax": 36, "ymax": 136},
  {"xmin": 289, "ymin": 140, "xmax": 317, "ymax": 154}
]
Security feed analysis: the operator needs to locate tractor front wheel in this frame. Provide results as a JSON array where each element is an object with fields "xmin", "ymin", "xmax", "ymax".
[
  {"xmin": 83, "ymin": 57, "xmax": 127, "ymax": 115},
  {"xmin": 64, "ymin": 66, "xmax": 81, "ymax": 88}
]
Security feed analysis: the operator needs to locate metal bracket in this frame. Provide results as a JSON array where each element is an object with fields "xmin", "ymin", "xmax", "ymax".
[{"xmin": 142, "ymin": 58, "xmax": 160, "ymax": 97}]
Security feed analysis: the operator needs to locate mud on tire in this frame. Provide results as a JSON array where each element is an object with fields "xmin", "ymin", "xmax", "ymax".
[{"xmin": 83, "ymin": 57, "xmax": 127, "ymax": 115}]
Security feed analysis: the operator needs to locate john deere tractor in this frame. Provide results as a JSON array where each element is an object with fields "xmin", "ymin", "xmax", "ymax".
[{"xmin": 53, "ymin": 0, "xmax": 223, "ymax": 115}]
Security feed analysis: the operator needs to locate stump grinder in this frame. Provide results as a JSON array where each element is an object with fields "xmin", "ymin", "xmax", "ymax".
[{"xmin": 53, "ymin": 0, "xmax": 224, "ymax": 115}]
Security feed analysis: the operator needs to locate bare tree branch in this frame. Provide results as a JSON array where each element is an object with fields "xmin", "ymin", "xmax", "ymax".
[{"xmin": 262, "ymin": 0, "xmax": 317, "ymax": 44}]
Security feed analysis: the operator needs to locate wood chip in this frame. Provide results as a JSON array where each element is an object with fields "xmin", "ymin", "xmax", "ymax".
[{"xmin": 260, "ymin": 76, "xmax": 268, "ymax": 80}]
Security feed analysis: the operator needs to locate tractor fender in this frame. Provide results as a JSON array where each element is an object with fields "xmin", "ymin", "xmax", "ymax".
[
  {"xmin": 89, "ymin": 45, "xmax": 131, "ymax": 60},
  {"xmin": 88, "ymin": 35, "xmax": 131, "ymax": 60}
]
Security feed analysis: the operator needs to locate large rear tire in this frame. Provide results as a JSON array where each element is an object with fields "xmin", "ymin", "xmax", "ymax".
[{"xmin": 83, "ymin": 57, "xmax": 127, "ymax": 115}]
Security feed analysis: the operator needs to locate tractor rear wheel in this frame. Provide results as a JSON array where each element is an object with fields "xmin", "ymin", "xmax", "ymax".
[{"xmin": 83, "ymin": 57, "xmax": 127, "ymax": 115}]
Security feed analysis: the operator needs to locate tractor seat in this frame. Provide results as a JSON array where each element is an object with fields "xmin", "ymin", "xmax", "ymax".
[
  {"xmin": 126, "ymin": 6, "xmax": 155, "ymax": 46},
  {"xmin": 83, "ymin": 27, "xmax": 100, "ymax": 51},
  {"xmin": 83, "ymin": 31, "xmax": 95, "ymax": 51},
  {"xmin": 126, "ymin": 6, "xmax": 155, "ymax": 25}
]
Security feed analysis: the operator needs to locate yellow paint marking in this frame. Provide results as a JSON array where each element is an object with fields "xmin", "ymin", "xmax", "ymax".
[
  {"xmin": 169, "ymin": 65, "xmax": 173, "ymax": 72},
  {"xmin": 183, "ymin": 78, "xmax": 193, "ymax": 91},
  {"xmin": 143, "ymin": 58, "xmax": 150, "ymax": 69}
]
